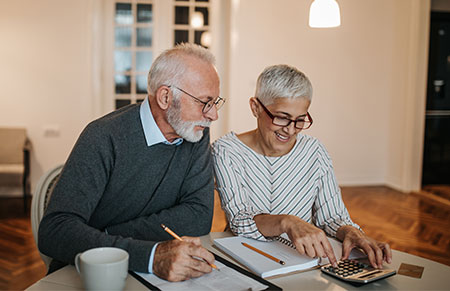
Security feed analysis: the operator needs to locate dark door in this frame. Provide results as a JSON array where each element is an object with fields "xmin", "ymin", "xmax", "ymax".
[{"xmin": 422, "ymin": 12, "xmax": 450, "ymax": 185}]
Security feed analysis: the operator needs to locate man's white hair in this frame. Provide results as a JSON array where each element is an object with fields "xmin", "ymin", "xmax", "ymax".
[{"xmin": 147, "ymin": 43, "xmax": 216, "ymax": 96}]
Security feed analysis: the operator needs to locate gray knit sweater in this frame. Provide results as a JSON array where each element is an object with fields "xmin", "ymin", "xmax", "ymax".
[{"xmin": 38, "ymin": 104, "xmax": 214, "ymax": 273}]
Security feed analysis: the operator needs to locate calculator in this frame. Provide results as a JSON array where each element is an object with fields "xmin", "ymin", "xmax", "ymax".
[{"xmin": 321, "ymin": 259, "xmax": 396, "ymax": 285}]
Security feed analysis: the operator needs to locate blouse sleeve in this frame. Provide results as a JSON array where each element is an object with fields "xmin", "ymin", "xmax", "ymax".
[
  {"xmin": 313, "ymin": 145, "xmax": 361, "ymax": 237},
  {"xmin": 212, "ymin": 141, "xmax": 269, "ymax": 241}
]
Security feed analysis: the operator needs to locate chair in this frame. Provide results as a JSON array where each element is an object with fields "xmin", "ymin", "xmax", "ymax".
[
  {"xmin": 0, "ymin": 127, "xmax": 31, "ymax": 212},
  {"xmin": 31, "ymin": 164, "xmax": 64, "ymax": 270},
  {"xmin": 211, "ymin": 189, "xmax": 228, "ymax": 232}
]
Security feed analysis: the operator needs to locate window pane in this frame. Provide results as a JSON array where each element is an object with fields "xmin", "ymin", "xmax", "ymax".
[
  {"xmin": 115, "ymin": 27, "xmax": 132, "ymax": 47},
  {"xmin": 195, "ymin": 0, "xmax": 209, "ymax": 2},
  {"xmin": 114, "ymin": 51, "xmax": 132, "ymax": 72},
  {"xmin": 175, "ymin": 6, "xmax": 189, "ymax": 25},
  {"xmin": 136, "ymin": 27, "xmax": 152, "ymax": 47},
  {"xmin": 115, "ymin": 99, "xmax": 131, "ymax": 109},
  {"xmin": 136, "ymin": 75, "xmax": 147, "ymax": 94},
  {"xmin": 195, "ymin": 7, "xmax": 209, "ymax": 26},
  {"xmin": 137, "ymin": 98, "xmax": 145, "ymax": 103},
  {"xmin": 115, "ymin": 75, "xmax": 131, "ymax": 94},
  {"xmin": 137, "ymin": 4, "xmax": 152, "ymax": 23},
  {"xmin": 115, "ymin": 3, "xmax": 132, "ymax": 25},
  {"xmin": 174, "ymin": 30, "xmax": 189, "ymax": 45},
  {"xmin": 136, "ymin": 51, "xmax": 152, "ymax": 72}
]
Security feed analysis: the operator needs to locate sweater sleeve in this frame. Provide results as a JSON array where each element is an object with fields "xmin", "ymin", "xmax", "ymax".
[
  {"xmin": 212, "ymin": 140, "xmax": 268, "ymax": 241},
  {"xmin": 105, "ymin": 130, "xmax": 214, "ymax": 240},
  {"xmin": 312, "ymin": 144, "xmax": 361, "ymax": 237},
  {"xmin": 38, "ymin": 123, "xmax": 155, "ymax": 272}
]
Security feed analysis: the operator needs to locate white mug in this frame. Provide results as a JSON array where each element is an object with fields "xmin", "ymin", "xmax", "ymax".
[{"xmin": 75, "ymin": 247, "xmax": 129, "ymax": 291}]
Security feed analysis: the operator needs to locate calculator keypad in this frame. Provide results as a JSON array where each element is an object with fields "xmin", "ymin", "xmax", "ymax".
[
  {"xmin": 321, "ymin": 259, "xmax": 396, "ymax": 284},
  {"xmin": 323, "ymin": 259, "xmax": 371, "ymax": 277}
]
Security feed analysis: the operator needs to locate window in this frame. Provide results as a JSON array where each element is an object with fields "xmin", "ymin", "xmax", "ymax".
[
  {"xmin": 173, "ymin": 0, "xmax": 211, "ymax": 48},
  {"xmin": 101, "ymin": 0, "xmax": 214, "ymax": 112},
  {"xmin": 114, "ymin": 1, "xmax": 154, "ymax": 109}
]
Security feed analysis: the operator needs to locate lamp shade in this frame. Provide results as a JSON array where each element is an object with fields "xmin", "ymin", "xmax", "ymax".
[
  {"xmin": 200, "ymin": 31, "xmax": 212, "ymax": 47},
  {"xmin": 309, "ymin": 0, "xmax": 341, "ymax": 28},
  {"xmin": 190, "ymin": 11, "xmax": 204, "ymax": 28}
]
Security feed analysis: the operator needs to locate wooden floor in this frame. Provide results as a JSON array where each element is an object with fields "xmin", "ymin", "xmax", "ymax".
[
  {"xmin": 341, "ymin": 186, "xmax": 450, "ymax": 267},
  {"xmin": 0, "ymin": 197, "xmax": 47, "ymax": 291},
  {"xmin": 1, "ymin": 186, "xmax": 449, "ymax": 290}
]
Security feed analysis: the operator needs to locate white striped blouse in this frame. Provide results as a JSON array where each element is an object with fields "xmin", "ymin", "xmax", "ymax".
[{"xmin": 212, "ymin": 132, "xmax": 360, "ymax": 241}]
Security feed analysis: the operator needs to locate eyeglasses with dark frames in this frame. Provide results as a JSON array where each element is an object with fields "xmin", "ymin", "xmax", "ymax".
[
  {"xmin": 256, "ymin": 98, "xmax": 313, "ymax": 129},
  {"xmin": 169, "ymin": 85, "xmax": 225, "ymax": 114}
]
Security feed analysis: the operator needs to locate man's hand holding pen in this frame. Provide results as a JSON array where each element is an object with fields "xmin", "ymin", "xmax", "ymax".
[{"xmin": 153, "ymin": 236, "xmax": 216, "ymax": 282}]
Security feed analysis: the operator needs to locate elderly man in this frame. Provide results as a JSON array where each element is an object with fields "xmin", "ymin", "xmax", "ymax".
[{"xmin": 38, "ymin": 43, "xmax": 225, "ymax": 282}]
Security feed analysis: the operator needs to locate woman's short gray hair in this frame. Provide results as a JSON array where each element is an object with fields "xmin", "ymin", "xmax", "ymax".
[
  {"xmin": 255, "ymin": 64, "xmax": 312, "ymax": 105},
  {"xmin": 147, "ymin": 43, "xmax": 216, "ymax": 97}
]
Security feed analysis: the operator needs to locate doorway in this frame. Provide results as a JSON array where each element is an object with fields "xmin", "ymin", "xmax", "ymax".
[{"xmin": 422, "ymin": 11, "xmax": 450, "ymax": 187}]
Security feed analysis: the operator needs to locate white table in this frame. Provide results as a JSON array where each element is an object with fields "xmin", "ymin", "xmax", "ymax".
[{"xmin": 27, "ymin": 232, "xmax": 450, "ymax": 290}]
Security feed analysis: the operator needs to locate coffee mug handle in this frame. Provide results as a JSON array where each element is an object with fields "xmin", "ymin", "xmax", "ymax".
[{"xmin": 75, "ymin": 253, "xmax": 82, "ymax": 274}]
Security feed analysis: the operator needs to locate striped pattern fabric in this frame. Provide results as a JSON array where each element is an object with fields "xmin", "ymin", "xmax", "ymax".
[{"xmin": 212, "ymin": 132, "xmax": 360, "ymax": 241}]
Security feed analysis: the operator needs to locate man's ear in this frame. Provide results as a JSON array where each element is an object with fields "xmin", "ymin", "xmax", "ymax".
[
  {"xmin": 249, "ymin": 97, "xmax": 259, "ymax": 118},
  {"xmin": 155, "ymin": 86, "xmax": 171, "ymax": 110}
]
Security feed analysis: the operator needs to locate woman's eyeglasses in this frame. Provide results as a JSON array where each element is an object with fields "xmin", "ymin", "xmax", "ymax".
[{"xmin": 256, "ymin": 98, "xmax": 313, "ymax": 129}]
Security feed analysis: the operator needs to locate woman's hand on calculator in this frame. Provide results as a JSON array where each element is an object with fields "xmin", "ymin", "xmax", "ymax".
[{"xmin": 336, "ymin": 225, "xmax": 392, "ymax": 269}]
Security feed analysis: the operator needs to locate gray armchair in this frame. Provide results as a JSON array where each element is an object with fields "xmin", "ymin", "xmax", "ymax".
[{"xmin": 0, "ymin": 127, "xmax": 31, "ymax": 212}]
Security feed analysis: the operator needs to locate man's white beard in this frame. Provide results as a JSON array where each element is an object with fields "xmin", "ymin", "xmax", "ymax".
[{"xmin": 167, "ymin": 98, "xmax": 211, "ymax": 142}]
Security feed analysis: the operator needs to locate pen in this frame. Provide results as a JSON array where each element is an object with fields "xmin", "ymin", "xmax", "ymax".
[
  {"xmin": 160, "ymin": 224, "xmax": 218, "ymax": 270},
  {"xmin": 241, "ymin": 242, "xmax": 285, "ymax": 265}
]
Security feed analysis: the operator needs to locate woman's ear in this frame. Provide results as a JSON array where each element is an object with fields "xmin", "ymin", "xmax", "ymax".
[
  {"xmin": 249, "ymin": 97, "xmax": 259, "ymax": 118},
  {"xmin": 155, "ymin": 86, "xmax": 171, "ymax": 110}
]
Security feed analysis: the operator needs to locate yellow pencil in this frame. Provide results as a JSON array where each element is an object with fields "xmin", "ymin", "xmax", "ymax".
[
  {"xmin": 160, "ymin": 224, "xmax": 218, "ymax": 270},
  {"xmin": 241, "ymin": 242, "xmax": 285, "ymax": 265}
]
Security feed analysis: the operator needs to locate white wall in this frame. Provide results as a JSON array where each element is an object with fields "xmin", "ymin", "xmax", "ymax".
[
  {"xmin": 220, "ymin": 0, "xmax": 429, "ymax": 190},
  {"xmin": 385, "ymin": 1, "xmax": 429, "ymax": 192},
  {"xmin": 0, "ymin": 0, "xmax": 95, "ymax": 192},
  {"xmin": 0, "ymin": 0, "xmax": 430, "ymax": 193}
]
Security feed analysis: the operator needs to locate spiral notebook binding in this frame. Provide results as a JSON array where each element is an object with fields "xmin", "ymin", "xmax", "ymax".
[{"xmin": 275, "ymin": 236, "xmax": 296, "ymax": 249}]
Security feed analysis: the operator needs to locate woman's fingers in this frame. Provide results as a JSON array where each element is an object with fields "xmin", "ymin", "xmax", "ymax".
[
  {"xmin": 292, "ymin": 229, "xmax": 337, "ymax": 267},
  {"xmin": 379, "ymin": 242, "xmax": 392, "ymax": 264}
]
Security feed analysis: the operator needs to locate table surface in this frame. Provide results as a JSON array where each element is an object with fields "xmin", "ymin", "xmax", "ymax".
[{"xmin": 27, "ymin": 232, "xmax": 450, "ymax": 291}]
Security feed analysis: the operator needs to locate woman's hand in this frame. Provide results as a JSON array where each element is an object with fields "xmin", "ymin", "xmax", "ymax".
[
  {"xmin": 337, "ymin": 225, "xmax": 392, "ymax": 269},
  {"xmin": 254, "ymin": 214, "xmax": 337, "ymax": 266},
  {"xmin": 281, "ymin": 215, "xmax": 338, "ymax": 267}
]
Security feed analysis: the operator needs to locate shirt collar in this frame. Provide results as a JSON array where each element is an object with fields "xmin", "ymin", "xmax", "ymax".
[{"xmin": 140, "ymin": 97, "xmax": 183, "ymax": 147}]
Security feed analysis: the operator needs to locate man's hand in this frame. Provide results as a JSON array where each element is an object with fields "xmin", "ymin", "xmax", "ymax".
[
  {"xmin": 283, "ymin": 216, "xmax": 338, "ymax": 267},
  {"xmin": 337, "ymin": 225, "xmax": 392, "ymax": 269},
  {"xmin": 153, "ymin": 236, "xmax": 215, "ymax": 282}
]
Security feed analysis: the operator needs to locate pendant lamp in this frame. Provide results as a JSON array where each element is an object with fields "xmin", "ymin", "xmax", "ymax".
[
  {"xmin": 309, "ymin": 0, "xmax": 341, "ymax": 28},
  {"xmin": 190, "ymin": 11, "xmax": 204, "ymax": 28}
]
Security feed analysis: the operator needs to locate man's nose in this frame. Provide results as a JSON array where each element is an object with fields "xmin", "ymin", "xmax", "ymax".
[{"xmin": 204, "ymin": 104, "xmax": 219, "ymax": 121}]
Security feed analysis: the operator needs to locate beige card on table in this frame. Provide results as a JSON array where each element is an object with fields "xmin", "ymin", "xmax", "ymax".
[{"xmin": 398, "ymin": 263, "xmax": 424, "ymax": 279}]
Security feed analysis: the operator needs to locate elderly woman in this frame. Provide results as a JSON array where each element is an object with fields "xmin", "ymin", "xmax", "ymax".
[{"xmin": 212, "ymin": 64, "xmax": 392, "ymax": 269}]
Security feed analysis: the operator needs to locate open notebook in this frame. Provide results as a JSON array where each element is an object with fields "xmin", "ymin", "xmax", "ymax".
[{"xmin": 214, "ymin": 234, "xmax": 365, "ymax": 278}]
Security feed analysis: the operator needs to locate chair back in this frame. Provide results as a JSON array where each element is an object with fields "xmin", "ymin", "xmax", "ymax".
[
  {"xmin": 31, "ymin": 164, "xmax": 64, "ymax": 270},
  {"xmin": 0, "ymin": 127, "xmax": 27, "ymax": 164}
]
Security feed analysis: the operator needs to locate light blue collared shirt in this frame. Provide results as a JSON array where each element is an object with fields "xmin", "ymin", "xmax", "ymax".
[
  {"xmin": 140, "ymin": 97, "xmax": 183, "ymax": 147},
  {"xmin": 139, "ymin": 97, "xmax": 183, "ymax": 273}
]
